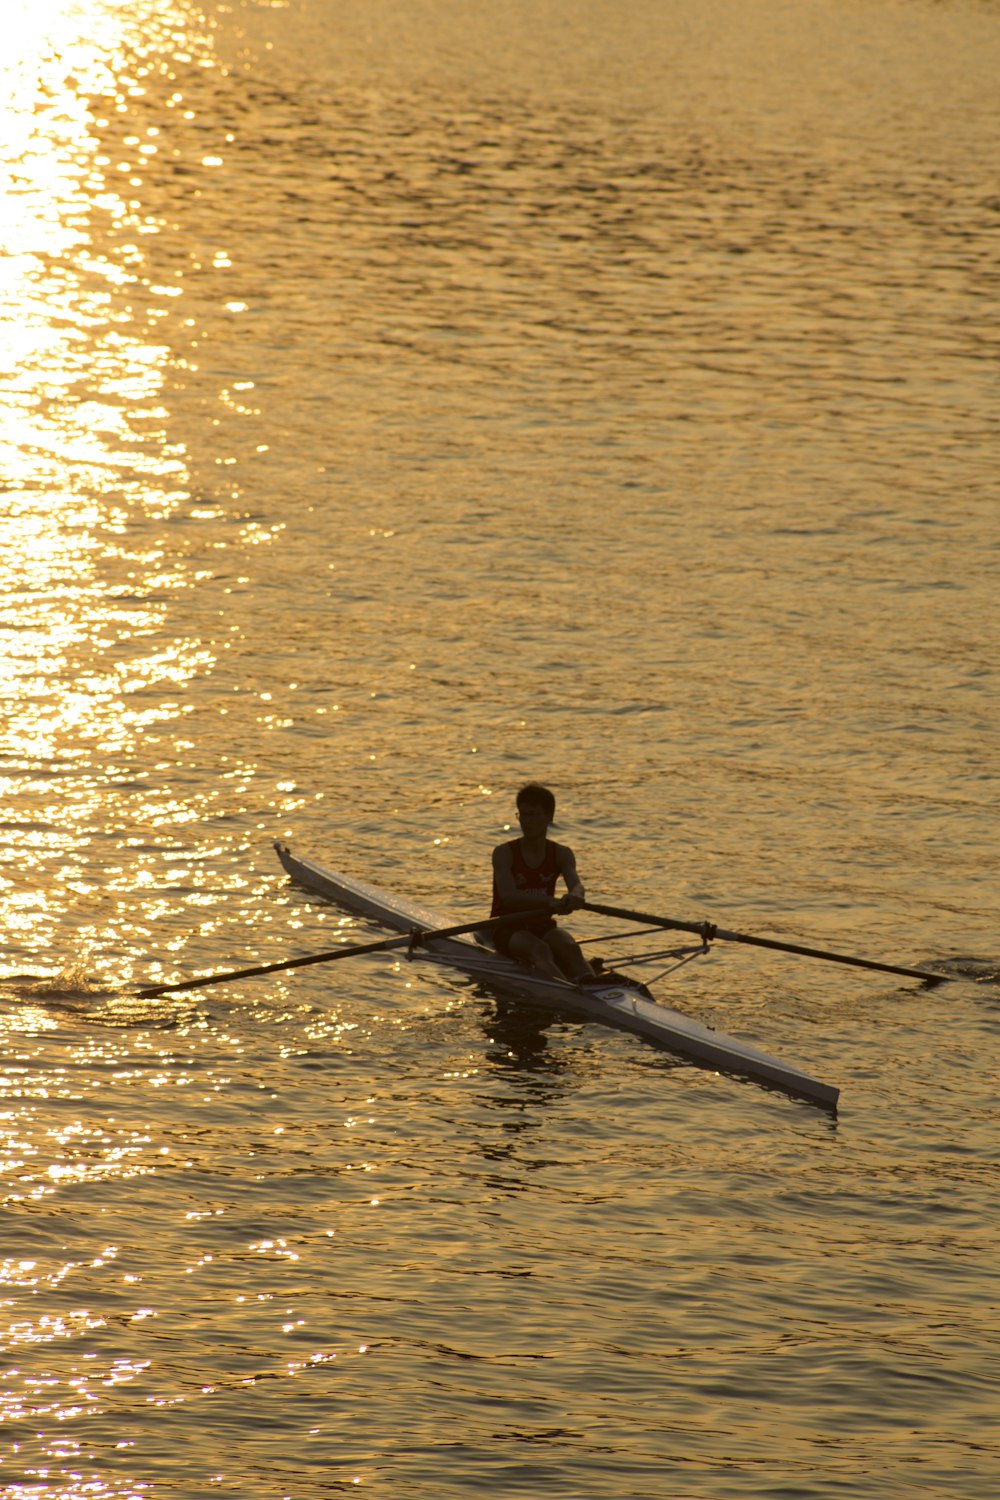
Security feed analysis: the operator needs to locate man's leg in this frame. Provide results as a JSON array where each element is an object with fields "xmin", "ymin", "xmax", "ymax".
[
  {"xmin": 508, "ymin": 929, "xmax": 564, "ymax": 980},
  {"xmin": 544, "ymin": 928, "xmax": 594, "ymax": 983}
]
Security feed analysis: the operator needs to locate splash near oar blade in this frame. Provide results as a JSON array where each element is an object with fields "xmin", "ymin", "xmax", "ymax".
[
  {"xmin": 582, "ymin": 902, "xmax": 945, "ymax": 986},
  {"xmin": 137, "ymin": 907, "xmax": 553, "ymax": 999}
]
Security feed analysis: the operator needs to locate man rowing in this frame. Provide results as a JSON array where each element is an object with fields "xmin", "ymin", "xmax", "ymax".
[{"xmin": 490, "ymin": 783, "xmax": 598, "ymax": 984}]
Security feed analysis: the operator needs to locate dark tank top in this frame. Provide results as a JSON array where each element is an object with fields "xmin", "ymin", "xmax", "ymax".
[{"xmin": 491, "ymin": 839, "xmax": 559, "ymax": 924}]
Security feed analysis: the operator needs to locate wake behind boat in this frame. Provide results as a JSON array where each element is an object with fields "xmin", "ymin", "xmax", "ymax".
[{"xmin": 274, "ymin": 841, "xmax": 840, "ymax": 1112}]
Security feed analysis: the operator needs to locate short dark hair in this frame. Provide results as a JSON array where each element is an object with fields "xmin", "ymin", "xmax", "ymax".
[{"xmin": 516, "ymin": 782, "xmax": 556, "ymax": 821}]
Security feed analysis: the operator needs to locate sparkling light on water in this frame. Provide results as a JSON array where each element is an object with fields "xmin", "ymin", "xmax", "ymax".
[{"xmin": 1, "ymin": 2, "xmax": 258, "ymax": 985}]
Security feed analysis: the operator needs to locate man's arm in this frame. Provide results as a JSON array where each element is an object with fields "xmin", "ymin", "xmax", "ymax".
[{"xmin": 554, "ymin": 843, "xmax": 585, "ymax": 911}]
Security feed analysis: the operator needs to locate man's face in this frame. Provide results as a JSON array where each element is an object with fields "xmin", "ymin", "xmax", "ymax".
[{"xmin": 517, "ymin": 800, "xmax": 550, "ymax": 837}]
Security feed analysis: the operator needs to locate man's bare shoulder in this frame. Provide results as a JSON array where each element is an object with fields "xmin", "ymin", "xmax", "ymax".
[{"xmin": 551, "ymin": 840, "xmax": 578, "ymax": 867}]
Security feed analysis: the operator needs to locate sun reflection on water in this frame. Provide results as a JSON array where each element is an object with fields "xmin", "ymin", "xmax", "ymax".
[
  {"xmin": 2, "ymin": 3, "xmax": 177, "ymax": 485},
  {"xmin": 1, "ymin": 1, "xmax": 236, "ymax": 976}
]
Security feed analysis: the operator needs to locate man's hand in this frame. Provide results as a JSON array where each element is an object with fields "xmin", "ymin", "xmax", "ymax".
[{"xmin": 554, "ymin": 893, "xmax": 584, "ymax": 914}]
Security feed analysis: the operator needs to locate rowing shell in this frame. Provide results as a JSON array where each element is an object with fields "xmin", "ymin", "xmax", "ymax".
[{"xmin": 274, "ymin": 842, "xmax": 840, "ymax": 1111}]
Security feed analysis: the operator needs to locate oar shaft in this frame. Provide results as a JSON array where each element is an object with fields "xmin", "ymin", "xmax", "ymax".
[
  {"xmin": 582, "ymin": 902, "xmax": 943, "ymax": 985},
  {"xmin": 137, "ymin": 932, "xmax": 422, "ymax": 997},
  {"xmin": 711, "ymin": 926, "xmax": 943, "ymax": 983},
  {"xmin": 583, "ymin": 902, "xmax": 706, "ymax": 939},
  {"xmin": 137, "ymin": 907, "xmax": 551, "ymax": 999}
]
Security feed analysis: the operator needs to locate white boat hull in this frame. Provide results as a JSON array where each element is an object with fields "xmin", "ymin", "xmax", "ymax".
[{"xmin": 274, "ymin": 842, "xmax": 839, "ymax": 1111}]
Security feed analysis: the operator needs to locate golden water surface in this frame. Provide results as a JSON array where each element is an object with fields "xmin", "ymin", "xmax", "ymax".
[{"xmin": 1, "ymin": 1, "xmax": 998, "ymax": 1496}]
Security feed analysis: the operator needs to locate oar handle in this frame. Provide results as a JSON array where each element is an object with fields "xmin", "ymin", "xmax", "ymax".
[
  {"xmin": 582, "ymin": 902, "xmax": 945, "ymax": 986},
  {"xmin": 137, "ymin": 906, "xmax": 553, "ymax": 998}
]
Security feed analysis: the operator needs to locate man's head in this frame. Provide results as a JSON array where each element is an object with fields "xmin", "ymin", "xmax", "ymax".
[{"xmin": 516, "ymin": 782, "xmax": 556, "ymax": 826}]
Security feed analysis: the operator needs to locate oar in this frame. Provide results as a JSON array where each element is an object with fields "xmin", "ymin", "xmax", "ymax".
[
  {"xmin": 581, "ymin": 901, "xmax": 945, "ymax": 986},
  {"xmin": 136, "ymin": 908, "xmax": 551, "ymax": 999}
]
